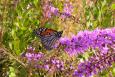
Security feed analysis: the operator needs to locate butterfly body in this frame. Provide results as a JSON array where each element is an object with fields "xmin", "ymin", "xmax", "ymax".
[{"xmin": 34, "ymin": 28, "xmax": 63, "ymax": 50}]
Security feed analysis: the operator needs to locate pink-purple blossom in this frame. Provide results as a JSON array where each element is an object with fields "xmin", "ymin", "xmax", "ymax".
[
  {"xmin": 61, "ymin": 2, "xmax": 73, "ymax": 18},
  {"xmin": 42, "ymin": 2, "xmax": 59, "ymax": 18},
  {"xmin": 59, "ymin": 27, "xmax": 115, "ymax": 56},
  {"xmin": 73, "ymin": 50, "xmax": 115, "ymax": 77},
  {"xmin": 25, "ymin": 52, "xmax": 44, "ymax": 61}
]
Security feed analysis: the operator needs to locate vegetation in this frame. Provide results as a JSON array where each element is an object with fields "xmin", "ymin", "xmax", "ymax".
[{"xmin": 0, "ymin": 0, "xmax": 115, "ymax": 77}]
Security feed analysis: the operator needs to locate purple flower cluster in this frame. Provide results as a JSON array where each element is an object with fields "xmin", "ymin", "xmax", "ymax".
[
  {"xmin": 42, "ymin": 1, "xmax": 73, "ymax": 18},
  {"xmin": 43, "ymin": 58, "xmax": 64, "ymax": 71},
  {"xmin": 73, "ymin": 50, "xmax": 115, "ymax": 77},
  {"xmin": 61, "ymin": 2, "xmax": 73, "ymax": 18},
  {"xmin": 25, "ymin": 52, "xmax": 44, "ymax": 61},
  {"xmin": 24, "ymin": 47, "xmax": 74, "ymax": 74},
  {"xmin": 42, "ymin": 2, "xmax": 59, "ymax": 18},
  {"xmin": 24, "ymin": 46, "xmax": 44, "ymax": 61},
  {"xmin": 42, "ymin": 58, "xmax": 75, "ymax": 76},
  {"xmin": 60, "ymin": 28, "xmax": 115, "ymax": 56},
  {"xmin": 24, "ymin": 46, "xmax": 66, "ymax": 72}
]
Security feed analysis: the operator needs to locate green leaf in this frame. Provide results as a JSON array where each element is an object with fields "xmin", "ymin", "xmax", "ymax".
[
  {"xmin": 9, "ymin": 67, "xmax": 16, "ymax": 77},
  {"xmin": 111, "ymin": 4, "xmax": 115, "ymax": 10}
]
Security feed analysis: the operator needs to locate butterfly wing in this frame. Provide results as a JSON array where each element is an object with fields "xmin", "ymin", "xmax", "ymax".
[
  {"xmin": 34, "ymin": 28, "xmax": 63, "ymax": 50},
  {"xmin": 34, "ymin": 28, "xmax": 56, "ymax": 37},
  {"xmin": 40, "ymin": 35, "xmax": 58, "ymax": 50}
]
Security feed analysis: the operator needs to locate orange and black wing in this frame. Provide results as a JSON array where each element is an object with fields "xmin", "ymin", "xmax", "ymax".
[{"xmin": 34, "ymin": 28, "xmax": 63, "ymax": 50}]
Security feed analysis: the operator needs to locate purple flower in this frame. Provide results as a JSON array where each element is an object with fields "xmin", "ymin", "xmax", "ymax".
[
  {"xmin": 59, "ymin": 27, "xmax": 115, "ymax": 56},
  {"xmin": 48, "ymin": 58, "xmax": 64, "ymax": 71},
  {"xmin": 44, "ymin": 64, "xmax": 50, "ymax": 71},
  {"xmin": 42, "ymin": 2, "xmax": 59, "ymax": 18},
  {"xmin": 60, "ymin": 37, "xmax": 71, "ymax": 45},
  {"xmin": 73, "ymin": 70, "xmax": 83, "ymax": 77},
  {"xmin": 50, "ymin": 6, "xmax": 59, "ymax": 15},
  {"xmin": 62, "ymin": 2, "xmax": 73, "ymax": 18},
  {"xmin": 73, "ymin": 51, "xmax": 115, "ymax": 77},
  {"xmin": 25, "ymin": 52, "xmax": 44, "ymax": 61}
]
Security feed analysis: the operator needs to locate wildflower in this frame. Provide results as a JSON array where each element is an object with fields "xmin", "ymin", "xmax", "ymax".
[
  {"xmin": 73, "ymin": 50, "xmax": 115, "ymax": 77},
  {"xmin": 43, "ymin": 2, "xmax": 59, "ymax": 18},
  {"xmin": 25, "ymin": 52, "xmax": 44, "ymax": 61},
  {"xmin": 59, "ymin": 28, "xmax": 115, "ymax": 56},
  {"xmin": 44, "ymin": 64, "xmax": 50, "ymax": 71},
  {"xmin": 62, "ymin": 2, "xmax": 73, "ymax": 18}
]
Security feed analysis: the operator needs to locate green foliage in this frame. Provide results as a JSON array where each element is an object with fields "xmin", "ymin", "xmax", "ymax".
[
  {"xmin": 82, "ymin": 0, "xmax": 114, "ymax": 29},
  {"xmin": 111, "ymin": 3, "xmax": 115, "ymax": 10},
  {"xmin": 9, "ymin": 67, "xmax": 16, "ymax": 77},
  {"xmin": 2, "ymin": 0, "xmax": 41, "ymax": 55}
]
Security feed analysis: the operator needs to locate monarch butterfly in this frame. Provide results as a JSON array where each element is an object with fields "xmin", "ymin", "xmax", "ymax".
[{"xmin": 34, "ymin": 27, "xmax": 63, "ymax": 50}]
